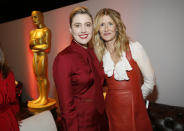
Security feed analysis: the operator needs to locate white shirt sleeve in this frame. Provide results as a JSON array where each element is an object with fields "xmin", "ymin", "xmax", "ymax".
[{"xmin": 130, "ymin": 41, "xmax": 155, "ymax": 99}]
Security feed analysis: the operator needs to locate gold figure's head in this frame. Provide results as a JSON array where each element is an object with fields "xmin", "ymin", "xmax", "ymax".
[{"xmin": 31, "ymin": 11, "xmax": 44, "ymax": 27}]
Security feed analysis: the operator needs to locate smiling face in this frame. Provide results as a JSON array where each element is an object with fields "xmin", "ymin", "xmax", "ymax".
[
  {"xmin": 99, "ymin": 15, "xmax": 117, "ymax": 43},
  {"xmin": 70, "ymin": 14, "xmax": 93, "ymax": 46}
]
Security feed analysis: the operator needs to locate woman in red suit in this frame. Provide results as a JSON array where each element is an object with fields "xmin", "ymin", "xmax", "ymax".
[
  {"xmin": 0, "ymin": 48, "xmax": 20, "ymax": 131},
  {"xmin": 93, "ymin": 8, "xmax": 155, "ymax": 131},
  {"xmin": 53, "ymin": 7, "xmax": 107, "ymax": 131}
]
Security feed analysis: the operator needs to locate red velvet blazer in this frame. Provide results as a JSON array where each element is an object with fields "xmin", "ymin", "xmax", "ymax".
[
  {"xmin": 53, "ymin": 40, "xmax": 105, "ymax": 131},
  {"xmin": 0, "ymin": 71, "xmax": 20, "ymax": 131}
]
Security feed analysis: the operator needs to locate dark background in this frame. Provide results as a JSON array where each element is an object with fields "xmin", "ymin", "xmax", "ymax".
[{"xmin": 0, "ymin": 0, "xmax": 87, "ymax": 24}]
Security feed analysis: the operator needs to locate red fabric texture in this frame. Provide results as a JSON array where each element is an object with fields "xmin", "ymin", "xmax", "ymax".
[
  {"xmin": 53, "ymin": 40, "xmax": 107, "ymax": 131},
  {"xmin": 105, "ymin": 46, "xmax": 152, "ymax": 131},
  {"xmin": 0, "ymin": 71, "xmax": 20, "ymax": 131}
]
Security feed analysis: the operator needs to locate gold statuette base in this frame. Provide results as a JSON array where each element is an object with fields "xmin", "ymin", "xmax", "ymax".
[{"xmin": 27, "ymin": 98, "xmax": 56, "ymax": 109}]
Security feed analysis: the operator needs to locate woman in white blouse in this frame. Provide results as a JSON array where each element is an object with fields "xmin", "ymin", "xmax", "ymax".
[{"xmin": 93, "ymin": 8, "xmax": 155, "ymax": 131}]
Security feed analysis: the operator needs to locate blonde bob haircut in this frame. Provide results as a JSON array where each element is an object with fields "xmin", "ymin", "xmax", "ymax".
[
  {"xmin": 69, "ymin": 6, "xmax": 93, "ymax": 27},
  {"xmin": 93, "ymin": 8, "xmax": 129, "ymax": 61}
]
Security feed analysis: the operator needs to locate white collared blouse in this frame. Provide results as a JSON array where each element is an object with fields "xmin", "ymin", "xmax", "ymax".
[{"xmin": 102, "ymin": 41, "xmax": 155, "ymax": 99}]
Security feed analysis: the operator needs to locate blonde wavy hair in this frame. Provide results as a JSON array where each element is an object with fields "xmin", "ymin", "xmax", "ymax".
[{"xmin": 92, "ymin": 8, "xmax": 129, "ymax": 61}]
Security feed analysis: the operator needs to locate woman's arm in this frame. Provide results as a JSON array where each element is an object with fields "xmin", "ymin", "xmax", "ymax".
[
  {"xmin": 7, "ymin": 72, "xmax": 20, "ymax": 114},
  {"xmin": 53, "ymin": 54, "xmax": 78, "ymax": 131},
  {"xmin": 131, "ymin": 41, "xmax": 156, "ymax": 99}
]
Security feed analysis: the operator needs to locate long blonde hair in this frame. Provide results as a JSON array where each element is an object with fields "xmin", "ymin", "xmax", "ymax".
[{"xmin": 93, "ymin": 8, "xmax": 129, "ymax": 61}]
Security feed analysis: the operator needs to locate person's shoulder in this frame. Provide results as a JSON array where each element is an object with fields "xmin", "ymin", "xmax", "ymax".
[
  {"xmin": 30, "ymin": 30, "xmax": 35, "ymax": 34},
  {"xmin": 42, "ymin": 27, "xmax": 51, "ymax": 33},
  {"xmin": 55, "ymin": 46, "xmax": 71, "ymax": 59},
  {"xmin": 8, "ymin": 71, "xmax": 15, "ymax": 77},
  {"xmin": 129, "ymin": 40, "xmax": 148, "ymax": 58},
  {"xmin": 129, "ymin": 40, "xmax": 144, "ymax": 49},
  {"xmin": 53, "ymin": 50, "xmax": 70, "ymax": 69},
  {"xmin": 53, "ymin": 45, "xmax": 78, "ymax": 69},
  {"xmin": 4, "ymin": 70, "xmax": 15, "ymax": 80},
  {"xmin": 54, "ymin": 45, "xmax": 78, "ymax": 63},
  {"xmin": 130, "ymin": 40, "xmax": 141, "ymax": 45}
]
